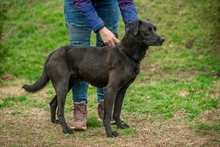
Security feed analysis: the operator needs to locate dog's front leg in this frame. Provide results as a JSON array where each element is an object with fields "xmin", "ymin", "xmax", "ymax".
[
  {"xmin": 113, "ymin": 87, "xmax": 129, "ymax": 129},
  {"xmin": 103, "ymin": 86, "xmax": 118, "ymax": 137}
]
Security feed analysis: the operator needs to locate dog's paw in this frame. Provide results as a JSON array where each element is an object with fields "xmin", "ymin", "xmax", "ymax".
[
  {"xmin": 107, "ymin": 131, "xmax": 119, "ymax": 137},
  {"xmin": 52, "ymin": 119, "xmax": 60, "ymax": 124},
  {"xmin": 63, "ymin": 128, "xmax": 74, "ymax": 134},
  {"xmin": 118, "ymin": 123, "xmax": 129, "ymax": 129},
  {"xmin": 112, "ymin": 131, "xmax": 119, "ymax": 137}
]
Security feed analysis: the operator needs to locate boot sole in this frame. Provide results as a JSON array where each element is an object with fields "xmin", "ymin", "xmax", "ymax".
[{"xmin": 70, "ymin": 126, "xmax": 87, "ymax": 131}]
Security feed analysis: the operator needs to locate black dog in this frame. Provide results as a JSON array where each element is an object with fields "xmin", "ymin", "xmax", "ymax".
[{"xmin": 22, "ymin": 19, "xmax": 164, "ymax": 137}]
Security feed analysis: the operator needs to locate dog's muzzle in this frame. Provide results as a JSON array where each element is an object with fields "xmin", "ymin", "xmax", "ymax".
[{"xmin": 159, "ymin": 37, "xmax": 165, "ymax": 45}]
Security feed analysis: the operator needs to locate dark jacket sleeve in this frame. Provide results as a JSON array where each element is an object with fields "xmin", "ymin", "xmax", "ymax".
[
  {"xmin": 118, "ymin": 0, "xmax": 138, "ymax": 30},
  {"xmin": 118, "ymin": 0, "xmax": 138, "ymax": 24},
  {"xmin": 73, "ymin": 0, "xmax": 138, "ymax": 32},
  {"xmin": 73, "ymin": 0, "xmax": 105, "ymax": 32}
]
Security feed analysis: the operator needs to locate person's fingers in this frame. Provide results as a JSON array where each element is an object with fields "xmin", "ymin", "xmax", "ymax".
[
  {"xmin": 114, "ymin": 38, "xmax": 120, "ymax": 44},
  {"xmin": 99, "ymin": 27, "xmax": 120, "ymax": 46},
  {"xmin": 110, "ymin": 40, "xmax": 115, "ymax": 46},
  {"xmin": 106, "ymin": 37, "xmax": 120, "ymax": 46}
]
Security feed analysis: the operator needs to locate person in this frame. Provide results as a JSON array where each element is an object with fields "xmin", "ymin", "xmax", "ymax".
[{"xmin": 64, "ymin": 0, "xmax": 138, "ymax": 131}]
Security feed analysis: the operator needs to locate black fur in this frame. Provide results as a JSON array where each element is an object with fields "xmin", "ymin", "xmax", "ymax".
[{"xmin": 22, "ymin": 19, "xmax": 164, "ymax": 137}]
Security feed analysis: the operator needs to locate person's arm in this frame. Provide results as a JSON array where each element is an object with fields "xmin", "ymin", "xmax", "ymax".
[
  {"xmin": 73, "ymin": 0, "xmax": 120, "ymax": 46},
  {"xmin": 73, "ymin": 0, "xmax": 104, "ymax": 32},
  {"xmin": 118, "ymin": 0, "xmax": 138, "ymax": 30}
]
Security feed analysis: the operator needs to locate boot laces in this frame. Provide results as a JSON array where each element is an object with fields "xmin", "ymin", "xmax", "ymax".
[{"xmin": 74, "ymin": 104, "xmax": 86, "ymax": 121}]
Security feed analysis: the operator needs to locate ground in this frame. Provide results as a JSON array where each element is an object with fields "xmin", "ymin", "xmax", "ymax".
[{"xmin": 0, "ymin": 81, "xmax": 219, "ymax": 147}]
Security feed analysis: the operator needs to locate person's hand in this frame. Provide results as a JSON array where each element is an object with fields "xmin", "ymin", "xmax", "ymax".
[{"xmin": 99, "ymin": 27, "xmax": 120, "ymax": 46}]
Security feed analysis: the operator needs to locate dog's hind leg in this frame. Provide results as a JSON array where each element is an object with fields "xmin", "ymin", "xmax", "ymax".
[
  {"xmin": 49, "ymin": 71, "xmax": 73, "ymax": 134},
  {"xmin": 49, "ymin": 79, "xmax": 76, "ymax": 125},
  {"xmin": 49, "ymin": 95, "xmax": 59, "ymax": 123},
  {"xmin": 113, "ymin": 87, "xmax": 129, "ymax": 129},
  {"xmin": 55, "ymin": 81, "xmax": 73, "ymax": 134}
]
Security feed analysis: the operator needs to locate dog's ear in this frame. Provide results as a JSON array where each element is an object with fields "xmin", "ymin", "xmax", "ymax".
[
  {"xmin": 146, "ymin": 18, "xmax": 152, "ymax": 22},
  {"xmin": 127, "ymin": 19, "xmax": 142, "ymax": 35}
]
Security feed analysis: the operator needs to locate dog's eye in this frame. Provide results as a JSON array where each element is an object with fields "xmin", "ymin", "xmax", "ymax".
[{"xmin": 146, "ymin": 29, "xmax": 151, "ymax": 33}]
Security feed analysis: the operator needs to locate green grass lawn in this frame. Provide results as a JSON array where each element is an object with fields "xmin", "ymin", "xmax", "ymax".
[{"xmin": 0, "ymin": 0, "xmax": 220, "ymax": 146}]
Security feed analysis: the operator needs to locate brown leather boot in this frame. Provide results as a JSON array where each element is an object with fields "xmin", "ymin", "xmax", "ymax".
[
  {"xmin": 70, "ymin": 102, "xmax": 87, "ymax": 131},
  {"xmin": 97, "ymin": 100, "xmax": 104, "ymax": 121},
  {"xmin": 97, "ymin": 100, "xmax": 124, "ymax": 124}
]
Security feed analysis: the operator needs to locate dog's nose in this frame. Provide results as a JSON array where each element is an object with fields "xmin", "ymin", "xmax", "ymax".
[{"xmin": 160, "ymin": 37, "xmax": 165, "ymax": 43}]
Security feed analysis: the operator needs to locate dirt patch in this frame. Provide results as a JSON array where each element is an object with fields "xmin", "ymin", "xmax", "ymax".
[
  {"xmin": 0, "ymin": 79, "xmax": 29, "ymax": 99},
  {"xmin": 0, "ymin": 84, "xmax": 219, "ymax": 146},
  {"xmin": 1, "ymin": 106, "xmax": 219, "ymax": 146},
  {"xmin": 0, "ymin": 86, "xmax": 24, "ymax": 99},
  {"xmin": 127, "ymin": 108, "xmax": 220, "ymax": 147}
]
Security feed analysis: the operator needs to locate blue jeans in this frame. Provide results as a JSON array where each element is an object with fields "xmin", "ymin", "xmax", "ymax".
[{"xmin": 64, "ymin": 0, "xmax": 120, "ymax": 103}]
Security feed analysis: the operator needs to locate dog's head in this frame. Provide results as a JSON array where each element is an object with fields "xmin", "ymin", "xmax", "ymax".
[{"xmin": 127, "ymin": 19, "xmax": 165, "ymax": 46}]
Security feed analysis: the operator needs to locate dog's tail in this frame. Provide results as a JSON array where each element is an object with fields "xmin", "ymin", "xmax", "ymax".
[{"xmin": 22, "ymin": 52, "xmax": 53, "ymax": 93}]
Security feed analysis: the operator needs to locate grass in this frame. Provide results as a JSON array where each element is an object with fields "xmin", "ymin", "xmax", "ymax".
[{"xmin": 0, "ymin": 0, "xmax": 220, "ymax": 146}]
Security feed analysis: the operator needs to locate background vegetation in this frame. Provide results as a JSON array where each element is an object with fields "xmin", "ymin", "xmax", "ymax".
[
  {"xmin": 0, "ymin": 1, "xmax": 13, "ymax": 75},
  {"xmin": 0, "ymin": 0, "xmax": 219, "ymax": 146}
]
